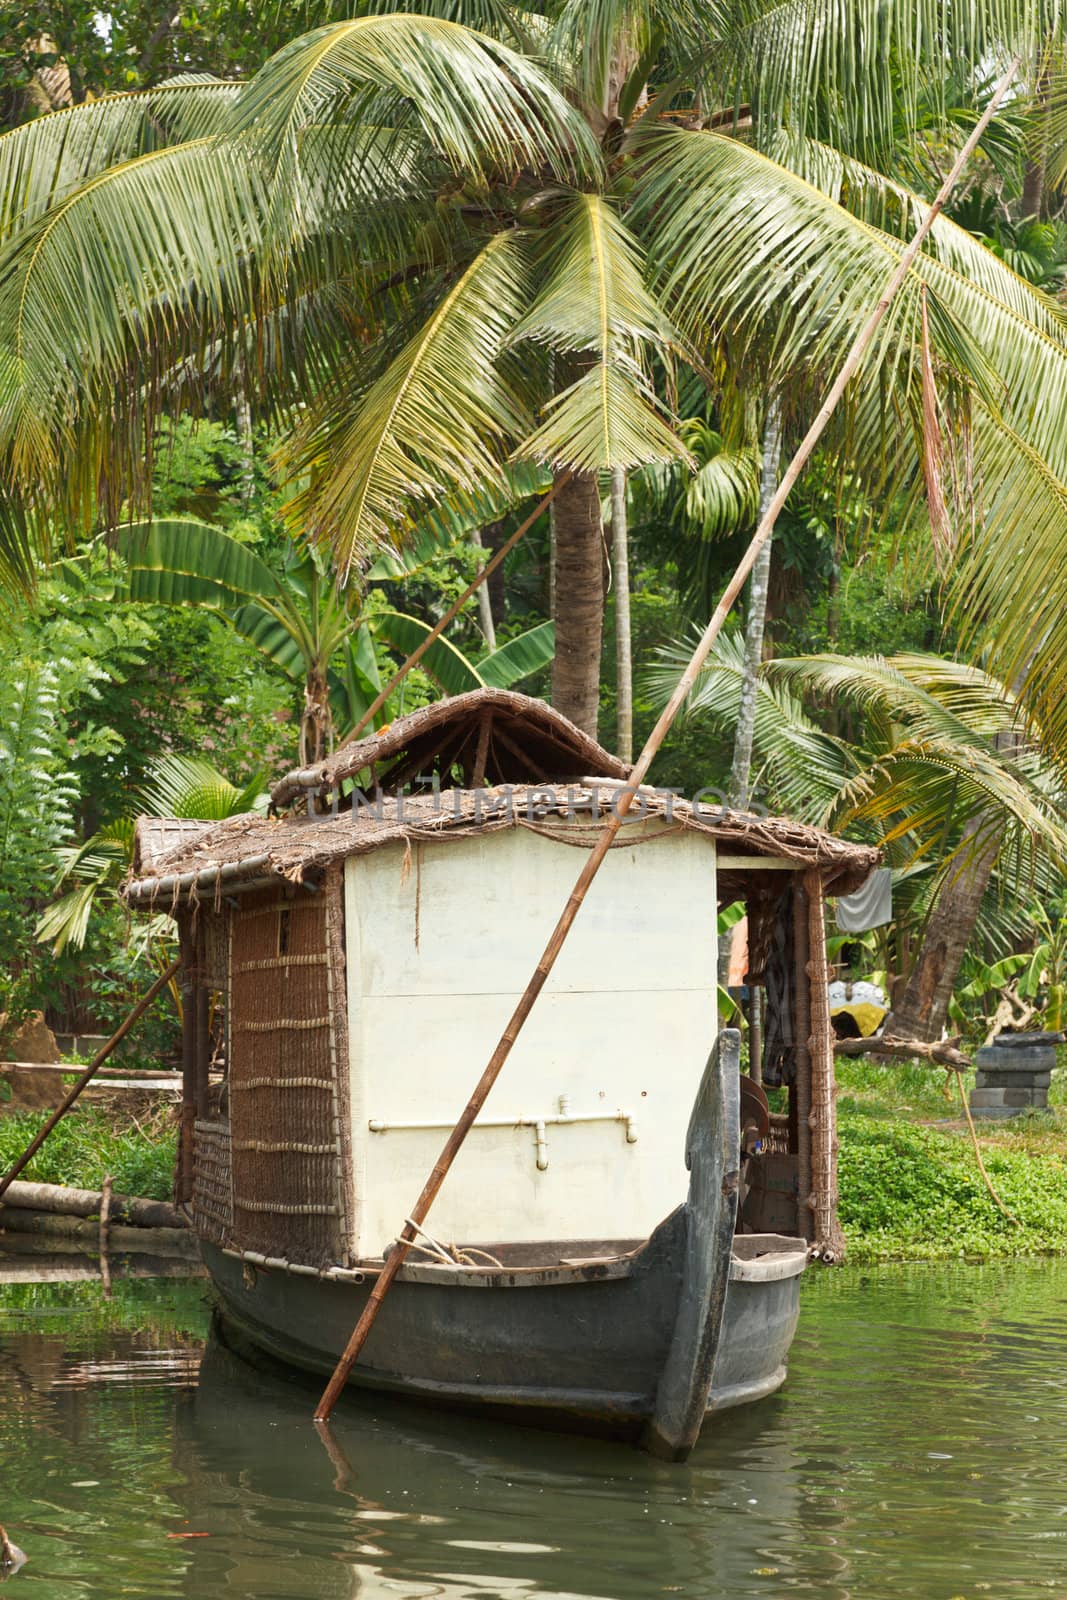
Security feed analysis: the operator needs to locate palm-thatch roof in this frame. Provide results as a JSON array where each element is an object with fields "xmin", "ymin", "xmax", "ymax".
[
  {"xmin": 269, "ymin": 688, "xmax": 630, "ymax": 809},
  {"xmin": 125, "ymin": 782, "xmax": 880, "ymax": 908}
]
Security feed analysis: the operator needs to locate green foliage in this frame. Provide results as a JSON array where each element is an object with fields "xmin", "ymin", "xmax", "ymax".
[
  {"xmin": 37, "ymin": 752, "xmax": 266, "ymax": 955},
  {"xmin": 838, "ymin": 1107, "xmax": 1067, "ymax": 1263},
  {"xmin": 0, "ymin": 3, "xmax": 350, "ymax": 128},
  {"xmin": 0, "ymin": 659, "xmax": 78, "ymax": 1041},
  {"xmin": 0, "ymin": 1105, "xmax": 176, "ymax": 1199}
]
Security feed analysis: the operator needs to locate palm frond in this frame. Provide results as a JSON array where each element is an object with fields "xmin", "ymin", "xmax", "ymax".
[
  {"xmin": 829, "ymin": 737, "xmax": 1067, "ymax": 869},
  {"xmin": 364, "ymin": 461, "xmax": 550, "ymax": 580},
  {"xmin": 771, "ymin": 131, "xmax": 1067, "ymax": 344},
  {"xmin": 280, "ymin": 231, "xmax": 534, "ymax": 574},
  {"xmin": 138, "ymin": 754, "xmax": 266, "ymax": 819},
  {"xmin": 520, "ymin": 364, "xmax": 686, "ymax": 469},
  {"xmin": 512, "ymin": 192, "xmax": 686, "ymax": 470},
  {"xmin": 949, "ymin": 399, "xmax": 1067, "ymax": 762},
  {"xmin": 229, "ymin": 14, "xmax": 600, "ymax": 201},
  {"xmin": 642, "ymin": 631, "xmax": 854, "ymax": 819},
  {"xmin": 0, "ymin": 77, "xmax": 238, "ymax": 244},
  {"xmin": 732, "ymin": 0, "xmax": 1047, "ymax": 166},
  {"xmin": 768, "ymin": 653, "xmax": 1010, "ymax": 749},
  {"xmin": 631, "ymin": 125, "xmax": 934, "ymax": 395},
  {"xmin": 0, "ymin": 139, "xmax": 270, "ymax": 531},
  {"xmin": 681, "ymin": 437, "xmax": 760, "ymax": 538}
]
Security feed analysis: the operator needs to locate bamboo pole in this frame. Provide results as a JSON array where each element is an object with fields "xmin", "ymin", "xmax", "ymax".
[
  {"xmin": 312, "ymin": 63, "xmax": 1017, "ymax": 1422},
  {"xmin": 0, "ymin": 959, "xmax": 181, "ymax": 1202}
]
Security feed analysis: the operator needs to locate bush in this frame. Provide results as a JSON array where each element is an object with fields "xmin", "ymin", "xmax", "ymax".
[
  {"xmin": 0, "ymin": 1105, "xmax": 176, "ymax": 1200},
  {"xmin": 838, "ymin": 1108, "xmax": 1067, "ymax": 1262}
]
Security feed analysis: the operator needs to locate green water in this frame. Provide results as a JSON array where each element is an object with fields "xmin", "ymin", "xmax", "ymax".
[{"xmin": 2, "ymin": 1259, "xmax": 1067, "ymax": 1598}]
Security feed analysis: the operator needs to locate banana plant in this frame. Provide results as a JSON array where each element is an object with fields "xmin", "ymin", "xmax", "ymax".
[{"xmin": 117, "ymin": 515, "xmax": 556, "ymax": 764}]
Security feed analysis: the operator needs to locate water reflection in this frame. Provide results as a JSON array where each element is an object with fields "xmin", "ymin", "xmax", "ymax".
[{"xmin": 3, "ymin": 1258, "xmax": 1067, "ymax": 1598}]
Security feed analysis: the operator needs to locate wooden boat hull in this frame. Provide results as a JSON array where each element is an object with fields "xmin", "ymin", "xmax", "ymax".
[
  {"xmin": 204, "ymin": 1231, "xmax": 806, "ymax": 1446},
  {"xmin": 199, "ymin": 1031, "xmax": 809, "ymax": 1458}
]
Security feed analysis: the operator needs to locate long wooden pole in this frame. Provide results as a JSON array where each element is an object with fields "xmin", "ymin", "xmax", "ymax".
[
  {"xmin": 0, "ymin": 959, "xmax": 181, "ymax": 1202},
  {"xmin": 313, "ymin": 64, "xmax": 1017, "ymax": 1422},
  {"xmin": 350, "ymin": 477, "xmax": 571, "ymax": 744}
]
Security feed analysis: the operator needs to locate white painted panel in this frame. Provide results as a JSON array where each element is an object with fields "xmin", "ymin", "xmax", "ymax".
[{"xmin": 345, "ymin": 824, "xmax": 718, "ymax": 1256}]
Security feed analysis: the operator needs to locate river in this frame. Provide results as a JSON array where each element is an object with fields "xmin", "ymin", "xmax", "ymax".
[{"xmin": 1, "ymin": 1257, "xmax": 1065, "ymax": 1598}]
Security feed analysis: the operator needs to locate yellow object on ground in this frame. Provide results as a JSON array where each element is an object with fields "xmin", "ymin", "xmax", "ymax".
[{"xmin": 829, "ymin": 1001, "xmax": 888, "ymax": 1038}]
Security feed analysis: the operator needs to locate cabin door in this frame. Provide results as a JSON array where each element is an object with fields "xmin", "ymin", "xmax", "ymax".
[{"xmin": 227, "ymin": 889, "xmax": 347, "ymax": 1265}]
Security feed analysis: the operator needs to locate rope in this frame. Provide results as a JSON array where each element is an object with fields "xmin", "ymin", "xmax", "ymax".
[
  {"xmin": 400, "ymin": 1218, "xmax": 504, "ymax": 1270},
  {"xmin": 954, "ymin": 1070, "xmax": 1021, "ymax": 1227}
]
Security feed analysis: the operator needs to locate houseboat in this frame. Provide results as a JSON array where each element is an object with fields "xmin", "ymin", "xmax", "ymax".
[{"xmin": 124, "ymin": 689, "xmax": 878, "ymax": 1459}]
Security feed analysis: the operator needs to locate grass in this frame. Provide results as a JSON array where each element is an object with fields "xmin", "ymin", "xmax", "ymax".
[
  {"xmin": 4, "ymin": 1059, "xmax": 1067, "ymax": 1264},
  {"xmin": 834, "ymin": 1056, "xmax": 1067, "ymax": 1263},
  {"xmin": 0, "ymin": 1104, "xmax": 177, "ymax": 1199}
]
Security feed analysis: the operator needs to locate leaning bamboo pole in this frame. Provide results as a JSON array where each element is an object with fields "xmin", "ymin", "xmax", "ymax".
[
  {"xmin": 313, "ymin": 62, "xmax": 1018, "ymax": 1422},
  {"xmin": 276, "ymin": 477, "xmax": 573, "ymax": 809},
  {"xmin": 0, "ymin": 960, "xmax": 181, "ymax": 1202}
]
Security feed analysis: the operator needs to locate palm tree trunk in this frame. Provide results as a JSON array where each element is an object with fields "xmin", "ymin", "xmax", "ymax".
[
  {"xmin": 551, "ymin": 470, "xmax": 605, "ymax": 739},
  {"xmin": 727, "ymin": 399, "xmax": 782, "ymax": 810},
  {"xmin": 235, "ymin": 383, "xmax": 254, "ymax": 509},
  {"xmin": 469, "ymin": 526, "xmax": 497, "ymax": 650},
  {"xmin": 884, "ymin": 817, "xmax": 1001, "ymax": 1041},
  {"xmin": 610, "ymin": 466, "xmax": 633, "ymax": 762},
  {"xmin": 1022, "ymin": 68, "xmax": 1051, "ymax": 218}
]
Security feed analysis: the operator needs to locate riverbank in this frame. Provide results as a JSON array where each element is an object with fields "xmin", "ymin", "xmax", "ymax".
[
  {"xmin": 835, "ymin": 1057, "xmax": 1067, "ymax": 1262},
  {"xmin": 4, "ymin": 1066, "xmax": 1067, "ymax": 1263}
]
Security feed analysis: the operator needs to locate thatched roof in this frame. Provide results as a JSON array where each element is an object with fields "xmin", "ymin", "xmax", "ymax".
[
  {"xmin": 124, "ymin": 782, "xmax": 880, "ymax": 908},
  {"xmin": 133, "ymin": 817, "xmax": 217, "ymax": 875},
  {"xmin": 270, "ymin": 688, "xmax": 630, "ymax": 809}
]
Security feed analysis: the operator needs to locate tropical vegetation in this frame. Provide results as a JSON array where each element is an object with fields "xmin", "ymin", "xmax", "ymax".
[{"xmin": 4, "ymin": 3, "xmax": 1067, "ymax": 1255}]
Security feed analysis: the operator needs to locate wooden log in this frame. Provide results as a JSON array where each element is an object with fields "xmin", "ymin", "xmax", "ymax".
[
  {"xmin": 311, "ymin": 67, "xmax": 1020, "ymax": 1423},
  {"xmin": 0, "ymin": 959, "xmax": 182, "ymax": 1202},
  {"xmin": 0, "ymin": 1209, "xmax": 199, "ymax": 1255},
  {"xmin": 833, "ymin": 1035, "xmax": 971, "ymax": 1071},
  {"xmin": 0, "ymin": 1179, "xmax": 187, "ymax": 1229}
]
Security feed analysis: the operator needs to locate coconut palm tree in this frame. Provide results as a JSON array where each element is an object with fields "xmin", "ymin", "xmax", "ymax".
[
  {"xmin": 646, "ymin": 636, "xmax": 1067, "ymax": 1029},
  {"xmin": 1, "ymin": 3, "xmax": 1067, "ymax": 745}
]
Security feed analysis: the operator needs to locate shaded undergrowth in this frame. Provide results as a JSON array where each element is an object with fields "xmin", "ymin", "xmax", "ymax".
[{"xmin": 0, "ymin": 1104, "xmax": 176, "ymax": 1199}]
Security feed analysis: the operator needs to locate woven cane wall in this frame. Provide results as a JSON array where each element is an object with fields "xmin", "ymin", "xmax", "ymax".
[
  {"xmin": 193, "ymin": 1118, "xmax": 233, "ymax": 1245},
  {"xmin": 228, "ymin": 890, "xmax": 347, "ymax": 1264}
]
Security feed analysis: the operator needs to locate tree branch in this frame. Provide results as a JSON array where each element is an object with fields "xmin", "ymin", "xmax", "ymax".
[{"xmin": 833, "ymin": 1034, "xmax": 972, "ymax": 1071}]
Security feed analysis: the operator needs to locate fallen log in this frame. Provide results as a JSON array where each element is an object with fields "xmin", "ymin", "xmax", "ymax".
[
  {"xmin": 833, "ymin": 1035, "xmax": 971, "ymax": 1071},
  {"xmin": 0, "ymin": 1178, "xmax": 186, "ymax": 1229},
  {"xmin": 0, "ymin": 1208, "xmax": 198, "ymax": 1256}
]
